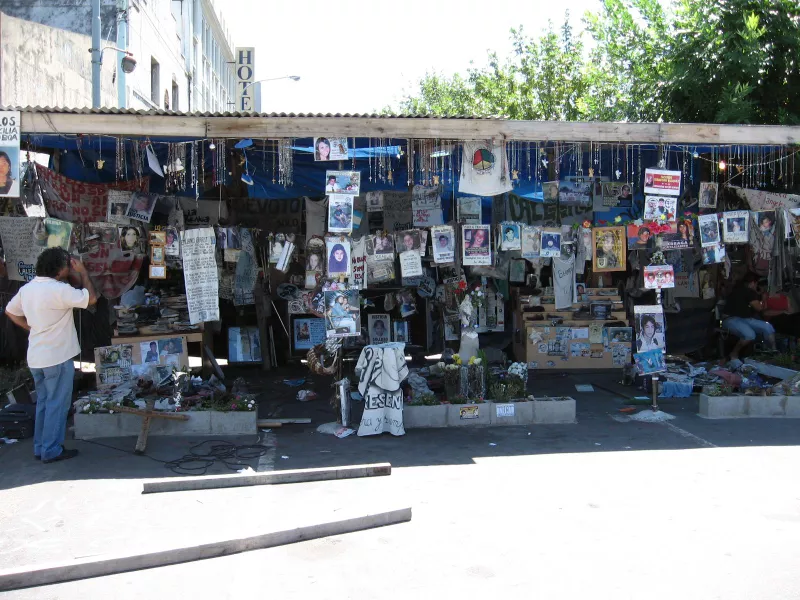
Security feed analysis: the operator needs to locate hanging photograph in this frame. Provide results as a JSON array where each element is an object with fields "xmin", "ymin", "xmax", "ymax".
[
  {"xmin": 559, "ymin": 178, "xmax": 593, "ymax": 206},
  {"xmin": 574, "ymin": 282, "xmax": 588, "ymax": 302},
  {"xmin": 397, "ymin": 289, "xmax": 417, "ymax": 318},
  {"xmin": 412, "ymin": 185, "xmax": 444, "ymax": 227},
  {"xmin": 643, "ymin": 168, "xmax": 681, "ymax": 196},
  {"xmin": 366, "ymin": 232, "xmax": 394, "ymax": 257},
  {"xmin": 540, "ymin": 229, "xmax": 561, "ymax": 257},
  {"xmin": 326, "ymin": 237, "xmax": 351, "ymax": 277},
  {"xmin": 0, "ymin": 110, "xmax": 20, "ymax": 198},
  {"xmin": 698, "ymin": 182, "xmax": 718, "ymax": 209},
  {"xmin": 327, "ymin": 193, "xmax": 354, "ymax": 234},
  {"xmin": 643, "ymin": 265, "xmax": 675, "ymax": 289},
  {"xmin": 634, "ymin": 349, "xmax": 666, "ymax": 375},
  {"xmin": 626, "ymin": 223, "xmax": 655, "ymax": 250},
  {"xmin": 395, "ymin": 229, "xmax": 421, "ymax": 254},
  {"xmin": 643, "ymin": 196, "xmax": 677, "ymax": 221},
  {"xmin": 499, "ymin": 222, "xmax": 521, "ymax": 251},
  {"xmin": 125, "ymin": 192, "xmax": 159, "ymax": 223},
  {"xmin": 118, "ymin": 226, "xmax": 141, "ymax": 252},
  {"xmin": 368, "ymin": 313, "xmax": 391, "ymax": 345},
  {"xmin": 430, "ymin": 225, "xmax": 455, "ymax": 264},
  {"xmin": 292, "ymin": 318, "xmax": 326, "ymax": 351},
  {"xmin": 602, "ymin": 182, "xmax": 632, "ymax": 207},
  {"xmin": 722, "ymin": 210, "xmax": 749, "ymax": 243},
  {"xmin": 165, "ymin": 227, "xmax": 180, "ymax": 257},
  {"xmin": 393, "ymin": 320, "xmax": 410, "ymax": 343},
  {"xmin": 542, "ymin": 181, "xmax": 559, "ymax": 204},
  {"xmin": 268, "ymin": 232, "xmax": 287, "ymax": 264},
  {"xmin": 605, "ymin": 327, "xmax": 633, "ymax": 345},
  {"xmin": 88, "ymin": 222, "xmax": 118, "ymax": 245},
  {"xmin": 366, "ymin": 191, "xmax": 384, "ymax": 212},
  {"xmin": 94, "ymin": 344, "xmax": 133, "ymax": 387},
  {"xmin": 323, "ymin": 288, "xmax": 360, "ymax": 338},
  {"xmin": 461, "ymin": 224, "xmax": 491, "ymax": 265},
  {"xmin": 520, "ymin": 225, "xmax": 541, "ymax": 258},
  {"xmin": 702, "ymin": 242, "xmax": 727, "ymax": 265},
  {"xmin": 660, "ymin": 219, "xmax": 695, "ymax": 250},
  {"xmin": 150, "ymin": 245, "xmax": 165, "ymax": 265},
  {"xmin": 698, "ymin": 213, "xmax": 721, "ymax": 247},
  {"xmin": 314, "ymin": 137, "xmax": 348, "ymax": 161},
  {"xmin": 325, "ymin": 170, "xmax": 360, "ymax": 195},
  {"xmin": 457, "ymin": 196, "xmax": 482, "ymax": 223},
  {"xmin": 106, "ymin": 191, "xmax": 130, "ymax": 224},
  {"xmin": 228, "ymin": 327, "xmax": 262, "ymax": 363},
  {"xmin": 592, "ymin": 226, "xmax": 626, "ymax": 272},
  {"xmin": 789, "ymin": 208, "xmax": 800, "ymax": 239},
  {"xmin": 634, "ymin": 305, "xmax": 666, "ymax": 353},
  {"xmin": 754, "ymin": 211, "xmax": 776, "ymax": 236}
]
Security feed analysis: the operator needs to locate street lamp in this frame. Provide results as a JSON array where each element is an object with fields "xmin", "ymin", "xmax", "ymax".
[{"xmin": 228, "ymin": 76, "xmax": 301, "ymax": 109}]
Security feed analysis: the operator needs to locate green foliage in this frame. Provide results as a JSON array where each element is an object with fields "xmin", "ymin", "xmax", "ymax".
[
  {"xmin": 411, "ymin": 392, "xmax": 440, "ymax": 406},
  {"xmin": 396, "ymin": 0, "xmax": 800, "ymax": 125}
]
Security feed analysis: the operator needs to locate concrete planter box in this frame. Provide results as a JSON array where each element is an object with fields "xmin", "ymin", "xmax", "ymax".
[
  {"xmin": 402, "ymin": 404, "xmax": 448, "ymax": 428},
  {"xmin": 699, "ymin": 394, "xmax": 800, "ymax": 419},
  {"xmin": 74, "ymin": 410, "xmax": 256, "ymax": 439},
  {"xmin": 402, "ymin": 399, "xmax": 576, "ymax": 428}
]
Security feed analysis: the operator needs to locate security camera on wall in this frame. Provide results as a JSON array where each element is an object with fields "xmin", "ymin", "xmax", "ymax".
[{"xmin": 121, "ymin": 55, "xmax": 137, "ymax": 74}]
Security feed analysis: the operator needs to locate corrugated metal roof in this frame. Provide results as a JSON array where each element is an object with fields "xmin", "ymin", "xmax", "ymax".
[{"xmin": 2, "ymin": 105, "xmax": 493, "ymax": 120}]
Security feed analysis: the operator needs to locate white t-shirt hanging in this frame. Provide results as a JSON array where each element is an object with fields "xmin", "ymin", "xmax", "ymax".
[
  {"xmin": 350, "ymin": 236, "xmax": 367, "ymax": 289},
  {"xmin": 552, "ymin": 255, "xmax": 576, "ymax": 311},
  {"xmin": 305, "ymin": 197, "xmax": 327, "ymax": 239},
  {"xmin": 458, "ymin": 142, "xmax": 513, "ymax": 197}
]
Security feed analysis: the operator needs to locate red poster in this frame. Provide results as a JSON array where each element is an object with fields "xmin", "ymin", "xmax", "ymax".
[{"xmin": 643, "ymin": 169, "xmax": 681, "ymax": 196}]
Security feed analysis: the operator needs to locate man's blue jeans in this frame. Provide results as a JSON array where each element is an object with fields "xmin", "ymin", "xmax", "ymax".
[{"xmin": 30, "ymin": 359, "xmax": 74, "ymax": 461}]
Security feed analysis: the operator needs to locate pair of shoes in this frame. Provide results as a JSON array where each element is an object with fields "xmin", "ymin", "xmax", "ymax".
[
  {"xmin": 35, "ymin": 445, "xmax": 64, "ymax": 460},
  {"xmin": 42, "ymin": 448, "xmax": 79, "ymax": 464}
]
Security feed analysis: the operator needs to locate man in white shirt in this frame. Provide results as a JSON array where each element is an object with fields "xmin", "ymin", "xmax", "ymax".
[{"xmin": 5, "ymin": 248, "xmax": 98, "ymax": 463}]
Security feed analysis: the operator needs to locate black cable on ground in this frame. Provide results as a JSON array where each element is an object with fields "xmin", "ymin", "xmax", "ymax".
[{"xmin": 79, "ymin": 438, "xmax": 271, "ymax": 476}]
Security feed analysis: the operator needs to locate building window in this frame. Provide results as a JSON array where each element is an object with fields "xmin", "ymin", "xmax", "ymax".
[
  {"xmin": 172, "ymin": 82, "xmax": 179, "ymax": 111},
  {"xmin": 150, "ymin": 57, "xmax": 160, "ymax": 105}
]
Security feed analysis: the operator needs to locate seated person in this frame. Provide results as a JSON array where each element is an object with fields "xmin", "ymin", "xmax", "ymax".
[
  {"xmin": 721, "ymin": 272, "xmax": 777, "ymax": 360},
  {"xmin": 760, "ymin": 286, "xmax": 800, "ymax": 338}
]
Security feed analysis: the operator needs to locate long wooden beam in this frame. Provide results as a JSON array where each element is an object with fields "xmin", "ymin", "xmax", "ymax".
[{"xmin": 19, "ymin": 111, "xmax": 800, "ymax": 145}]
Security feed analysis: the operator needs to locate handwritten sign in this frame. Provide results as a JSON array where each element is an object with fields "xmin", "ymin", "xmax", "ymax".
[
  {"xmin": 506, "ymin": 194, "xmax": 593, "ymax": 226},
  {"xmin": 412, "ymin": 185, "xmax": 443, "ymax": 227},
  {"xmin": 181, "ymin": 228, "xmax": 220, "ymax": 324},
  {"xmin": 0, "ymin": 217, "xmax": 46, "ymax": 281},
  {"xmin": 350, "ymin": 236, "xmax": 367, "ymax": 289},
  {"xmin": 36, "ymin": 165, "xmax": 148, "ymax": 223},
  {"xmin": 382, "ymin": 191, "xmax": 413, "ymax": 232}
]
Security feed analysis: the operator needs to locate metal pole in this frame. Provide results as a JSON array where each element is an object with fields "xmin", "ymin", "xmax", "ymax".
[
  {"xmin": 91, "ymin": 0, "xmax": 102, "ymax": 108},
  {"xmin": 116, "ymin": 0, "xmax": 128, "ymax": 108}
]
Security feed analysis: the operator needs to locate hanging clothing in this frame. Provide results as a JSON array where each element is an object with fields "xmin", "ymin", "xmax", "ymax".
[
  {"xmin": 552, "ymin": 255, "xmax": 575, "ymax": 310},
  {"xmin": 355, "ymin": 343, "xmax": 409, "ymax": 437},
  {"xmin": 458, "ymin": 142, "xmax": 513, "ymax": 197}
]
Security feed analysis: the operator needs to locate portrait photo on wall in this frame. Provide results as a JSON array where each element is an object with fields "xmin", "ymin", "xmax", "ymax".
[
  {"xmin": 754, "ymin": 211, "xmax": 776, "ymax": 236},
  {"xmin": 634, "ymin": 305, "xmax": 666, "ymax": 353},
  {"xmin": 325, "ymin": 237, "xmax": 351, "ymax": 277},
  {"xmin": 722, "ymin": 210, "xmax": 749, "ymax": 243},
  {"xmin": 366, "ymin": 232, "xmax": 395, "ymax": 257},
  {"xmin": 627, "ymin": 223, "xmax": 655, "ymax": 250},
  {"xmin": 499, "ymin": 222, "xmax": 521, "ymax": 251},
  {"xmin": 698, "ymin": 213, "xmax": 721, "ymax": 247},
  {"xmin": 327, "ymin": 194, "xmax": 354, "ymax": 234},
  {"xmin": 521, "ymin": 225, "xmax": 541, "ymax": 258},
  {"xmin": 699, "ymin": 181, "xmax": 718, "ymax": 209},
  {"xmin": 540, "ymin": 230, "xmax": 561, "ymax": 257},
  {"xmin": 325, "ymin": 170, "xmax": 360, "ymax": 195},
  {"xmin": 118, "ymin": 226, "xmax": 141, "ymax": 253},
  {"xmin": 393, "ymin": 320, "xmax": 410, "ymax": 343},
  {"xmin": 592, "ymin": 226, "xmax": 626, "ymax": 272},
  {"xmin": 368, "ymin": 313, "xmax": 391, "ymax": 345},
  {"xmin": 643, "ymin": 265, "xmax": 675, "ymax": 289},
  {"xmin": 125, "ymin": 192, "xmax": 158, "ymax": 223},
  {"xmin": 461, "ymin": 224, "xmax": 491, "ymax": 266},
  {"xmin": 542, "ymin": 181, "xmax": 559, "ymax": 204},
  {"xmin": 702, "ymin": 242, "xmax": 727, "ymax": 265},
  {"xmin": 431, "ymin": 225, "xmax": 455, "ymax": 264},
  {"xmin": 305, "ymin": 237, "xmax": 325, "ymax": 288},
  {"xmin": 395, "ymin": 229, "xmax": 421, "ymax": 254},
  {"xmin": 323, "ymin": 289, "xmax": 360, "ymax": 338},
  {"xmin": 314, "ymin": 137, "xmax": 348, "ymax": 161}
]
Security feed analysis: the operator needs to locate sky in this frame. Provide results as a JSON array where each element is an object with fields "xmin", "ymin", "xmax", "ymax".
[{"xmin": 225, "ymin": 0, "xmax": 599, "ymax": 114}]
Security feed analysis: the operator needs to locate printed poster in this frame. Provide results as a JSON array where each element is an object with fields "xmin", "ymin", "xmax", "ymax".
[
  {"xmin": 43, "ymin": 217, "xmax": 73, "ymax": 250},
  {"xmin": 601, "ymin": 182, "xmax": 633, "ymax": 208},
  {"xmin": 431, "ymin": 225, "xmax": 455, "ymax": 264},
  {"xmin": 722, "ymin": 210, "xmax": 749, "ymax": 243},
  {"xmin": 324, "ymin": 289, "xmax": 360, "ymax": 338},
  {"xmin": 699, "ymin": 182, "xmax": 718, "ymax": 209},
  {"xmin": 643, "ymin": 265, "xmax": 675, "ymax": 289},
  {"xmin": 627, "ymin": 223, "xmax": 655, "ymax": 250},
  {"xmin": 644, "ymin": 168, "xmax": 681, "ymax": 196},
  {"xmin": 293, "ymin": 318, "xmax": 326, "ymax": 351},
  {"xmin": 94, "ymin": 344, "xmax": 133, "ymax": 387},
  {"xmin": 634, "ymin": 349, "xmax": 666, "ymax": 374},
  {"xmin": 124, "ymin": 192, "xmax": 159, "ymax": 223},
  {"xmin": 399, "ymin": 249, "xmax": 423, "ymax": 278},
  {"xmin": 325, "ymin": 170, "xmax": 360, "ymax": 195},
  {"xmin": 327, "ymin": 194, "xmax": 354, "ymax": 233},
  {"xmin": 314, "ymin": 137, "xmax": 348, "ymax": 161},
  {"xmin": 411, "ymin": 185, "xmax": 443, "ymax": 227},
  {"xmin": 643, "ymin": 196, "xmax": 677, "ymax": 221},
  {"xmin": 0, "ymin": 217, "xmax": 48, "ymax": 281},
  {"xmin": 181, "ymin": 227, "xmax": 220, "ymax": 324},
  {"xmin": 499, "ymin": 222, "xmax": 521, "ymax": 251},
  {"xmin": 462, "ymin": 224, "xmax": 491, "ymax": 266},
  {"xmin": 698, "ymin": 214, "xmax": 721, "ymax": 247},
  {"xmin": 634, "ymin": 305, "xmax": 665, "ymax": 354},
  {"xmin": 0, "ymin": 111, "xmax": 20, "ymax": 198},
  {"xmin": 368, "ymin": 313, "xmax": 391, "ymax": 345},
  {"xmin": 106, "ymin": 191, "xmax": 131, "ymax": 225}
]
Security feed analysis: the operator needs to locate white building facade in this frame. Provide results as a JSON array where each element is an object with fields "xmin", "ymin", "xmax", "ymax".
[{"xmin": 0, "ymin": 0, "xmax": 236, "ymax": 112}]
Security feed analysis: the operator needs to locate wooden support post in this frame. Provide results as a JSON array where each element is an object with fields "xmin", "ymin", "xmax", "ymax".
[{"xmin": 254, "ymin": 283, "xmax": 272, "ymax": 371}]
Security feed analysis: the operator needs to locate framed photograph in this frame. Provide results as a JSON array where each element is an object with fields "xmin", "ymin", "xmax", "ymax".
[
  {"xmin": 634, "ymin": 305, "xmax": 665, "ymax": 353},
  {"xmin": 698, "ymin": 182, "xmax": 718, "ymax": 209},
  {"xmin": 149, "ymin": 264, "xmax": 166, "ymax": 279},
  {"xmin": 592, "ymin": 226, "xmax": 626, "ymax": 272},
  {"xmin": 314, "ymin": 137, "xmax": 348, "ymax": 161},
  {"xmin": 327, "ymin": 194, "xmax": 354, "ymax": 234},
  {"xmin": 430, "ymin": 225, "xmax": 455, "ymax": 264},
  {"xmin": 368, "ymin": 313, "xmax": 391, "ymax": 345},
  {"xmin": 164, "ymin": 227, "xmax": 180, "ymax": 257},
  {"xmin": 462, "ymin": 224, "xmax": 491, "ymax": 266},
  {"xmin": 605, "ymin": 327, "xmax": 633, "ymax": 345},
  {"xmin": 325, "ymin": 237, "xmax": 351, "ymax": 277},
  {"xmin": 393, "ymin": 320, "xmax": 410, "ymax": 343},
  {"xmin": 540, "ymin": 230, "xmax": 561, "ymax": 258},
  {"xmin": 149, "ymin": 230, "xmax": 167, "ymax": 245},
  {"xmin": 499, "ymin": 222, "xmax": 521, "ymax": 251},
  {"xmin": 150, "ymin": 245, "xmax": 165, "ymax": 265},
  {"xmin": 590, "ymin": 302, "xmax": 612, "ymax": 320},
  {"xmin": 323, "ymin": 289, "xmax": 360, "ymax": 338},
  {"xmin": 574, "ymin": 282, "xmax": 588, "ymax": 302},
  {"xmin": 698, "ymin": 214, "xmax": 720, "ymax": 247},
  {"xmin": 643, "ymin": 265, "xmax": 675, "ymax": 289},
  {"xmin": 325, "ymin": 170, "xmax": 360, "ymax": 195},
  {"xmin": 722, "ymin": 210, "xmax": 749, "ymax": 243},
  {"xmin": 542, "ymin": 181, "xmax": 559, "ymax": 204},
  {"xmin": 643, "ymin": 196, "xmax": 677, "ymax": 221}
]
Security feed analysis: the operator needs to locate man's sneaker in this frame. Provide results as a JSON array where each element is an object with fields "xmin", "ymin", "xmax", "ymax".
[{"xmin": 42, "ymin": 448, "xmax": 79, "ymax": 464}]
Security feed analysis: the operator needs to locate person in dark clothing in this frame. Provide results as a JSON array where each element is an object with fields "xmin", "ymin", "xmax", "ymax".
[{"xmin": 722, "ymin": 272, "xmax": 777, "ymax": 359}]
